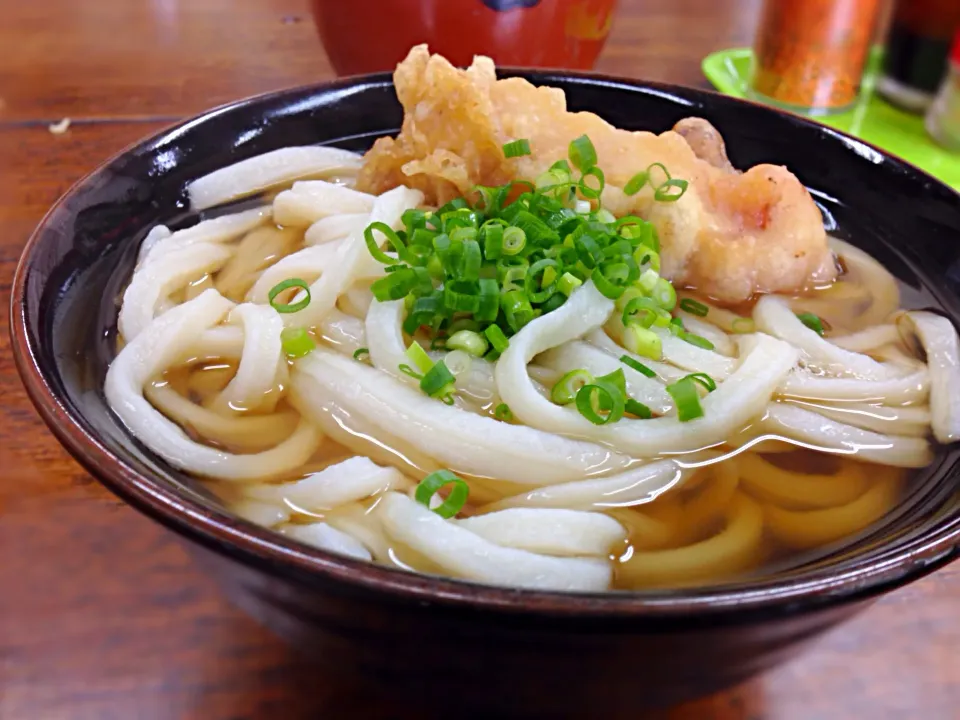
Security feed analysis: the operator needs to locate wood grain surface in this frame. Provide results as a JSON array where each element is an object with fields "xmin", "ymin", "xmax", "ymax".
[{"xmin": 1, "ymin": 0, "xmax": 957, "ymax": 718}]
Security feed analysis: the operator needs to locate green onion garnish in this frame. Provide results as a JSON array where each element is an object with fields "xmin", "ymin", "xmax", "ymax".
[
  {"xmin": 666, "ymin": 377, "xmax": 704, "ymax": 422},
  {"xmin": 268, "ymin": 278, "xmax": 311, "ymax": 314},
  {"xmin": 679, "ymin": 298, "xmax": 709, "ymax": 317},
  {"xmin": 420, "ymin": 359, "xmax": 456, "ymax": 401},
  {"xmin": 399, "ymin": 364, "xmax": 423, "ymax": 380},
  {"xmin": 568, "ymin": 134, "xmax": 598, "ymax": 172},
  {"xmin": 652, "ymin": 277, "xmax": 677, "ymax": 310},
  {"xmin": 354, "ymin": 133, "xmax": 688, "ymax": 358},
  {"xmin": 551, "ymin": 368, "xmax": 594, "ymax": 405},
  {"xmin": 280, "ymin": 328, "xmax": 315, "ymax": 358},
  {"xmin": 622, "ymin": 296, "xmax": 661, "ymax": 329},
  {"xmin": 414, "ymin": 469, "xmax": 470, "ymax": 519},
  {"xmin": 484, "ymin": 324, "xmax": 510, "ymax": 353},
  {"xmin": 525, "ymin": 258, "xmax": 560, "ymax": 303},
  {"xmin": 796, "ymin": 312, "xmax": 825, "ymax": 336},
  {"xmin": 363, "ymin": 221, "xmax": 405, "ymax": 265},
  {"xmin": 619, "ymin": 354, "xmax": 656, "ymax": 378},
  {"xmin": 731, "ymin": 317, "xmax": 756, "ymax": 334},
  {"xmin": 623, "ymin": 171, "xmax": 648, "ymax": 196},
  {"xmin": 680, "ymin": 331, "xmax": 715, "ymax": 351},
  {"xmin": 494, "ymin": 403, "xmax": 513, "ymax": 421},
  {"xmin": 597, "ymin": 368, "xmax": 627, "ymax": 395},
  {"xmin": 684, "ymin": 372, "xmax": 717, "ymax": 392},
  {"xmin": 623, "ymin": 325, "xmax": 662, "ymax": 360},
  {"xmin": 503, "ymin": 139, "xmax": 532, "ymax": 158},
  {"xmin": 501, "ymin": 226, "xmax": 527, "ymax": 256},
  {"xmin": 557, "ymin": 272, "xmax": 583, "ymax": 296},
  {"xmin": 653, "ymin": 178, "xmax": 689, "ymax": 202},
  {"xmin": 575, "ymin": 377, "xmax": 625, "ymax": 425},
  {"xmin": 446, "ymin": 330, "xmax": 488, "ymax": 358},
  {"xmin": 625, "ymin": 398, "xmax": 652, "ymax": 418},
  {"xmin": 353, "ymin": 347, "xmax": 370, "ymax": 361},
  {"xmin": 405, "ymin": 341, "xmax": 434, "ymax": 374},
  {"xmin": 578, "ymin": 166, "xmax": 605, "ymax": 200}
]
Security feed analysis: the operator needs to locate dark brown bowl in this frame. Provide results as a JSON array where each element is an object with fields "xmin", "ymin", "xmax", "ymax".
[{"xmin": 11, "ymin": 72, "xmax": 960, "ymax": 717}]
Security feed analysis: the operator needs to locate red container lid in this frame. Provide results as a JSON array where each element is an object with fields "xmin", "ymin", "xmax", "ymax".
[{"xmin": 952, "ymin": 28, "xmax": 960, "ymax": 66}]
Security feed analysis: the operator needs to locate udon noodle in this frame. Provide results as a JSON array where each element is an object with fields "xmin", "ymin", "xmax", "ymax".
[{"xmin": 104, "ymin": 50, "xmax": 960, "ymax": 593}]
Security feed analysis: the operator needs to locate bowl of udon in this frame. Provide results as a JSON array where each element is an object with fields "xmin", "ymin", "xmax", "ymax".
[{"xmin": 12, "ymin": 45, "xmax": 960, "ymax": 716}]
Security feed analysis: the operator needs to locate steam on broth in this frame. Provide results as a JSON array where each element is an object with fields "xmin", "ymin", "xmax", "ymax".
[{"xmin": 103, "ymin": 48, "xmax": 960, "ymax": 593}]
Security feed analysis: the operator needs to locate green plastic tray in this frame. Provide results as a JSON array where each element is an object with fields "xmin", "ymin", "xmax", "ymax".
[{"xmin": 702, "ymin": 47, "xmax": 960, "ymax": 190}]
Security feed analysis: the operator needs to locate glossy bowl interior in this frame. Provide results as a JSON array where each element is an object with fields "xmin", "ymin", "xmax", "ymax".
[{"xmin": 12, "ymin": 71, "xmax": 960, "ymax": 712}]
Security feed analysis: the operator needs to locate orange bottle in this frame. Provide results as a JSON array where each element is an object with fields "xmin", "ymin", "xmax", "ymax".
[{"xmin": 750, "ymin": 0, "xmax": 882, "ymax": 113}]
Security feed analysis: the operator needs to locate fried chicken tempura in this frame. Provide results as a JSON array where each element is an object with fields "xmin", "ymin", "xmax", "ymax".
[{"xmin": 357, "ymin": 45, "xmax": 836, "ymax": 303}]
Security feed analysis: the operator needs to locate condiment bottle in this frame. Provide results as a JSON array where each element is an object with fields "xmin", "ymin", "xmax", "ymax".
[
  {"xmin": 925, "ymin": 29, "xmax": 960, "ymax": 152},
  {"xmin": 878, "ymin": 0, "xmax": 960, "ymax": 113},
  {"xmin": 749, "ymin": 0, "xmax": 882, "ymax": 114}
]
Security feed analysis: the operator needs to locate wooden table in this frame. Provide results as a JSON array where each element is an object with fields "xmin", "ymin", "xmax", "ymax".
[{"xmin": 1, "ymin": 0, "xmax": 956, "ymax": 717}]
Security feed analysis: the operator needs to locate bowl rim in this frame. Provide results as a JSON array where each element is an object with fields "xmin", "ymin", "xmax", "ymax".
[{"xmin": 11, "ymin": 69, "xmax": 960, "ymax": 620}]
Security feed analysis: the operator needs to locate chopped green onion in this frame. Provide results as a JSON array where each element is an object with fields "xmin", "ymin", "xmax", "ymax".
[
  {"xmin": 666, "ymin": 377, "xmax": 704, "ymax": 422},
  {"xmin": 651, "ymin": 277, "xmax": 677, "ymax": 310},
  {"xmin": 402, "ymin": 208, "xmax": 429, "ymax": 231},
  {"xmin": 568, "ymin": 134, "xmax": 598, "ymax": 172},
  {"xmin": 680, "ymin": 331, "xmax": 715, "ymax": 351},
  {"xmin": 494, "ymin": 403, "xmax": 513, "ymax": 421},
  {"xmin": 414, "ymin": 469, "xmax": 469, "ymax": 519},
  {"xmin": 646, "ymin": 162, "xmax": 671, "ymax": 188},
  {"xmin": 512, "ymin": 211, "xmax": 558, "ymax": 247},
  {"xmin": 622, "ymin": 296, "xmax": 661, "ymax": 329},
  {"xmin": 684, "ymin": 372, "xmax": 717, "ymax": 392},
  {"xmin": 578, "ymin": 166, "xmax": 605, "ymax": 200},
  {"xmin": 525, "ymin": 258, "xmax": 560, "ymax": 304},
  {"xmin": 619, "ymin": 354, "xmax": 657, "ymax": 378},
  {"xmin": 371, "ymin": 267, "xmax": 418, "ymax": 301},
  {"xmin": 551, "ymin": 369, "xmax": 595, "ymax": 405},
  {"xmin": 503, "ymin": 139, "xmax": 532, "ymax": 158},
  {"xmin": 592, "ymin": 265, "xmax": 627, "ymax": 299},
  {"xmin": 654, "ymin": 178, "xmax": 689, "ymax": 202},
  {"xmin": 575, "ymin": 378, "xmax": 625, "ymax": 425},
  {"xmin": 476, "ymin": 278, "xmax": 500, "ymax": 322},
  {"xmin": 638, "ymin": 268, "xmax": 660, "ymax": 293},
  {"xmin": 558, "ymin": 272, "xmax": 583, "ymax": 296},
  {"xmin": 635, "ymin": 247, "xmax": 661, "ymax": 273},
  {"xmin": 625, "ymin": 398, "xmax": 652, "ymax": 419},
  {"xmin": 623, "ymin": 171, "xmax": 649, "ymax": 196},
  {"xmin": 597, "ymin": 368, "xmax": 627, "ymax": 395},
  {"xmin": 420, "ymin": 359, "xmax": 456, "ymax": 399},
  {"xmin": 447, "ymin": 329, "xmax": 488, "ymax": 358},
  {"xmin": 483, "ymin": 223, "xmax": 504, "ymax": 261},
  {"xmin": 444, "ymin": 281, "xmax": 481, "ymax": 313},
  {"xmin": 399, "ymin": 364, "xmax": 423, "ymax": 380},
  {"xmin": 796, "ymin": 312, "xmax": 825, "ymax": 336},
  {"xmin": 405, "ymin": 341, "xmax": 434, "ymax": 374},
  {"xmin": 623, "ymin": 325, "xmax": 662, "ymax": 360},
  {"xmin": 484, "ymin": 324, "xmax": 510, "ymax": 353},
  {"xmin": 502, "ymin": 226, "xmax": 527, "ymax": 256},
  {"xmin": 502, "ymin": 289, "xmax": 535, "ymax": 332},
  {"xmin": 455, "ymin": 239, "xmax": 482, "ymax": 282},
  {"xmin": 731, "ymin": 317, "xmax": 756, "ymax": 334},
  {"xmin": 353, "ymin": 347, "xmax": 370, "ymax": 361},
  {"xmin": 363, "ymin": 221, "xmax": 405, "ymax": 265},
  {"xmin": 280, "ymin": 328, "xmax": 315, "ymax": 358},
  {"xmin": 268, "ymin": 278, "xmax": 311, "ymax": 314},
  {"xmin": 679, "ymin": 298, "xmax": 709, "ymax": 317}
]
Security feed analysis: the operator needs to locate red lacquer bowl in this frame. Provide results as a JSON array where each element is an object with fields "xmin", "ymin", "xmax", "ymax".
[{"xmin": 311, "ymin": 0, "xmax": 618, "ymax": 75}]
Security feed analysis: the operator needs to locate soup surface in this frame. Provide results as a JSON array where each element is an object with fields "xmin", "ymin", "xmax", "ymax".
[{"xmin": 103, "ymin": 47, "xmax": 960, "ymax": 593}]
